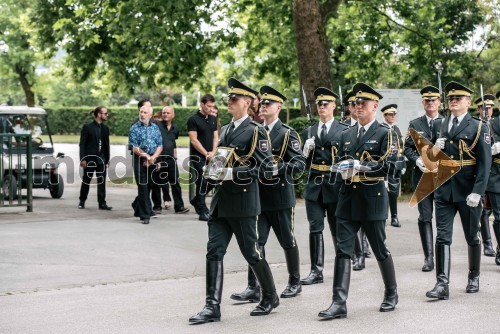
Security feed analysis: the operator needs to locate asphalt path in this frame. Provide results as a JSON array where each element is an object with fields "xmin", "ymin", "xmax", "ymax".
[{"xmin": 0, "ymin": 159, "xmax": 499, "ymax": 333}]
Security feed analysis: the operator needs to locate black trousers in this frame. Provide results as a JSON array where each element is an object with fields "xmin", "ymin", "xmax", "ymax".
[
  {"xmin": 79, "ymin": 163, "xmax": 107, "ymax": 204},
  {"xmin": 151, "ymin": 157, "xmax": 184, "ymax": 211},
  {"xmin": 487, "ymin": 191, "xmax": 500, "ymax": 227},
  {"xmin": 305, "ymin": 194, "xmax": 337, "ymax": 237},
  {"xmin": 336, "ymin": 218, "xmax": 390, "ymax": 261},
  {"xmin": 190, "ymin": 156, "xmax": 210, "ymax": 214},
  {"xmin": 258, "ymin": 208, "xmax": 296, "ymax": 249},
  {"xmin": 418, "ymin": 192, "xmax": 434, "ymax": 224},
  {"xmin": 132, "ymin": 156, "xmax": 155, "ymax": 220},
  {"xmin": 206, "ymin": 214, "xmax": 262, "ymax": 265},
  {"xmin": 435, "ymin": 199, "xmax": 481, "ymax": 246}
]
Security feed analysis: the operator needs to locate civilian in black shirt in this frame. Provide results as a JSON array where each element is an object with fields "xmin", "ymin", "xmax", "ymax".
[
  {"xmin": 151, "ymin": 106, "xmax": 189, "ymax": 214},
  {"xmin": 187, "ymin": 94, "xmax": 218, "ymax": 221}
]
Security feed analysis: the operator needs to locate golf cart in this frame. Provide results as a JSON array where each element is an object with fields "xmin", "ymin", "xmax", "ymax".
[{"xmin": 1, "ymin": 106, "xmax": 65, "ymax": 199}]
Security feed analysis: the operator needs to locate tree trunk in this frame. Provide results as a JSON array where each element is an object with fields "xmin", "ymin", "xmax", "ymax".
[
  {"xmin": 292, "ymin": 0, "xmax": 335, "ymax": 116},
  {"xmin": 16, "ymin": 64, "xmax": 35, "ymax": 107}
]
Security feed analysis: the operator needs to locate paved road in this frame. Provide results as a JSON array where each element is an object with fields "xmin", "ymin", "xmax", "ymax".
[{"xmin": 0, "ymin": 182, "xmax": 499, "ymax": 333}]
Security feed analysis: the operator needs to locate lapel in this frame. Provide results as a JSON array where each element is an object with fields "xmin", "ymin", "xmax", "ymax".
[
  {"xmin": 220, "ymin": 123, "xmax": 230, "ymax": 146},
  {"xmin": 229, "ymin": 117, "xmax": 251, "ymax": 142},
  {"xmin": 450, "ymin": 113, "xmax": 471, "ymax": 138},
  {"xmin": 323, "ymin": 120, "xmax": 338, "ymax": 144},
  {"xmin": 419, "ymin": 115, "xmax": 431, "ymax": 137},
  {"xmin": 490, "ymin": 118, "xmax": 500, "ymax": 139},
  {"xmin": 269, "ymin": 119, "xmax": 282, "ymax": 145},
  {"xmin": 356, "ymin": 121, "xmax": 379, "ymax": 151}
]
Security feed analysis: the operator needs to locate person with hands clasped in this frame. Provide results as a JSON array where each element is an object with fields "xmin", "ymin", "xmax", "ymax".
[
  {"xmin": 300, "ymin": 87, "xmax": 349, "ymax": 287},
  {"xmin": 425, "ymin": 82, "xmax": 492, "ymax": 300}
]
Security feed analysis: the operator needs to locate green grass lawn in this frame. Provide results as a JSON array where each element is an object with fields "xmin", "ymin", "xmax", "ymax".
[{"xmin": 44, "ymin": 135, "xmax": 190, "ymax": 147}]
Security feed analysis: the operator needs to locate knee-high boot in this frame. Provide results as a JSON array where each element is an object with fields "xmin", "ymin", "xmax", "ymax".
[
  {"xmin": 418, "ymin": 222, "xmax": 434, "ymax": 271},
  {"xmin": 230, "ymin": 246, "xmax": 264, "ymax": 302},
  {"xmin": 466, "ymin": 244, "xmax": 481, "ymax": 293},
  {"xmin": 378, "ymin": 255, "xmax": 398, "ymax": 312},
  {"xmin": 493, "ymin": 224, "xmax": 500, "ymax": 265},
  {"xmin": 250, "ymin": 259, "xmax": 279, "ymax": 316},
  {"xmin": 318, "ymin": 256, "xmax": 351, "ymax": 319},
  {"xmin": 189, "ymin": 260, "xmax": 223, "ymax": 324},
  {"xmin": 426, "ymin": 244, "xmax": 450, "ymax": 300},
  {"xmin": 480, "ymin": 209, "xmax": 495, "ymax": 256},
  {"xmin": 281, "ymin": 246, "xmax": 302, "ymax": 298},
  {"xmin": 389, "ymin": 193, "xmax": 400, "ymax": 227},
  {"xmin": 353, "ymin": 230, "xmax": 365, "ymax": 271},
  {"xmin": 301, "ymin": 233, "xmax": 324, "ymax": 285}
]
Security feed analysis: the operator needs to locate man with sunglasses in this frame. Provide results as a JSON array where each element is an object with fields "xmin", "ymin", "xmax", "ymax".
[
  {"xmin": 300, "ymin": 87, "xmax": 349, "ymax": 287},
  {"xmin": 381, "ymin": 104, "xmax": 406, "ymax": 228},
  {"xmin": 230, "ymin": 85, "xmax": 306, "ymax": 302},
  {"xmin": 404, "ymin": 86, "xmax": 444, "ymax": 272},
  {"xmin": 318, "ymin": 83, "xmax": 399, "ymax": 319},
  {"xmin": 425, "ymin": 82, "xmax": 491, "ymax": 300},
  {"xmin": 476, "ymin": 94, "xmax": 500, "ymax": 264},
  {"xmin": 189, "ymin": 78, "xmax": 279, "ymax": 324}
]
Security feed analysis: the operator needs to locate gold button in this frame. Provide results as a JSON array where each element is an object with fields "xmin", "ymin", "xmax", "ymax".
[
  {"xmin": 236, "ymin": 147, "xmax": 239, "ymax": 149},
  {"xmin": 356, "ymin": 153, "xmax": 359, "ymax": 156},
  {"xmin": 449, "ymin": 140, "xmax": 453, "ymax": 144},
  {"xmin": 281, "ymin": 183, "xmax": 285, "ymax": 186},
  {"xmin": 451, "ymin": 170, "xmax": 454, "ymax": 173},
  {"xmin": 450, "ymin": 155, "xmax": 454, "ymax": 159},
  {"xmin": 378, "ymin": 193, "xmax": 381, "ymax": 195},
  {"xmin": 353, "ymin": 185, "xmax": 357, "ymax": 189},
  {"xmin": 243, "ymin": 189, "xmax": 247, "ymax": 192},
  {"xmin": 321, "ymin": 175, "xmax": 325, "ymax": 178},
  {"xmin": 321, "ymin": 147, "xmax": 325, "ymax": 150},
  {"xmin": 322, "ymin": 161, "xmax": 325, "ymax": 164}
]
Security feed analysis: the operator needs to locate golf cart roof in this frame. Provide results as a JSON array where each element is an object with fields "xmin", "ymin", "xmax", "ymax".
[{"xmin": 0, "ymin": 106, "xmax": 47, "ymax": 115}]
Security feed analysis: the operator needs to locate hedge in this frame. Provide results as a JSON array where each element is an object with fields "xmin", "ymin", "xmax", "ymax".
[{"xmin": 45, "ymin": 106, "xmax": 303, "ymax": 136}]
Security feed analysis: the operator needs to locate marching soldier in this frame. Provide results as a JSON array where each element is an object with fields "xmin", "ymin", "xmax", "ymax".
[
  {"xmin": 319, "ymin": 83, "xmax": 399, "ymax": 319},
  {"xmin": 300, "ymin": 87, "xmax": 349, "ymax": 286},
  {"xmin": 381, "ymin": 104, "xmax": 406, "ymax": 228},
  {"xmin": 404, "ymin": 86, "xmax": 443, "ymax": 271},
  {"xmin": 476, "ymin": 94, "xmax": 497, "ymax": 257},
  {"xmin": 230, "ymin": 86, "xmax": 306, "ymax": 302},
  {"xmin": 480, "ymin": 93, "xmax": 500, "ymax": 264},
  {"xmin": 189, "ymin": 78, "xmax": 278, "ymax": 324},
  {"xmin": 425, "ymin": 82, "xmax": 491, "ymax": 300}
]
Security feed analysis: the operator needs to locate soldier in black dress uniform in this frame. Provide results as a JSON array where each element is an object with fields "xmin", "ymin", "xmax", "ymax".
[
  {"xmin": 425, "ymin": 82, "xmax": 491, "ymax": 300},
  {"xmin": 230, "ymin": 86, "xmax": 306, "ymax": 302},
  {"xmin": 189, "ymin": 78, "xmax": 278, "ymax": 324},
  {"xmin": 404, "ymin": 86, "xmax": 443, "ymax": 271},
  {"xmin": 380, "ymin": 104, "xmax": 406, "ymax": 227},
  {"xmin": 475, "ymin": 94, "xmax": 497, "ymax": 257},
  {"xmin": 319, "ymin": 82, "xmax": 399, "ymax": 319},
  {"xmin": 300, "ymin": 87, "xmax": 349, "ymax": 286}
]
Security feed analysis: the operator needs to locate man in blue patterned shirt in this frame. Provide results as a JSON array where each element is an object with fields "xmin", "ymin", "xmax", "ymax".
[{"xmin": 129, "ymin": 99, "xmax": 163, "ymax": 224}]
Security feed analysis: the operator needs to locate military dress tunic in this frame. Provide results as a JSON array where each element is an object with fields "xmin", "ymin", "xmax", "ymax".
[
  {"xmin": 206, "ymin": 117, "xmax": 273, "ymax": 264},
  {"xmin": 258, "ymin": 120, "xmax": 306, "ymax": 249},
  {"xmin": 335, "ymin": 121, "xmax": 398, "ymax": 261},
  {"xmin": 485, "ymin": 117, "xmax": 500, "ymax": 227},
  {"xmin": 301, "ymin": 120, "xmax": 349, "ymax": 235},
  {"xmin": 430, "ymin": 114, "xmax": 492, "ymax": 246},
  {"xmin": 386, "ymin": 124, "xmax": 406, "ymax": 195}
]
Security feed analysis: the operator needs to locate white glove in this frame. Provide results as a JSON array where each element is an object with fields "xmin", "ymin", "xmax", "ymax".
[
  {"xmin": 416, "ymin": 157, "xmax": 429, "ymax": 173},
  {"xmin": 492, "ymin": 142, "xmax": 500, "ymax": 155},
  {"xmin": 401, "ymin": 168, "xmax": 406, "ymax": 175},
  {"xmin": 202, "ymin": 165, "xmax": 207, "ymax": 173},
  {"xmin": 221, "ymin": 167, "xmax": 233, "ymax": 181},
  {"xmin": 302, "ymin": 136, "xmax": 315, "ymax": 157},
  {"xmin": 272, "ymin": 163, "xmax": 278, "ymax": 176},
  {"xmin": 435, "ymin": 138, "xmax": 447, "ymax": 150},
  {"xmin": 466, "ymin": 193, "xmax": 481, "ymax": 207}
]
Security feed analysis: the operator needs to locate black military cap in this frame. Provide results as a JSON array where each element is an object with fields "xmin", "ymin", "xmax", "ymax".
[
  {"xmin": 420, "ymin": 85, "xmax": 441, "ymax": 100},
  {"xmin": 474, "ymin": 94, "xmax": 496, "ymax": 107},
  {"xmin": 445, "ymin": 81, "xmax": 474, "ymax": 97},
  {"xmin": 352, "ymin": 82, "xmax": 383, "ymax": 101},
  {"xmin": 227, "ymin": 77, "xmax": 258, "ymax": 99},
  {"xmin": 381, "ymin": 104, "xmax": 398, "ymax": 114},
  {"xmin": 259, "ymin": 85, "xmax": 287, "ymax": 104},
  {"xmin": 314, "ymin": 87, "xmax": 339, "ymax": 105},
  {"xmin": 344, "ymin": 90, "xmax": 355, "ymax": 105}
]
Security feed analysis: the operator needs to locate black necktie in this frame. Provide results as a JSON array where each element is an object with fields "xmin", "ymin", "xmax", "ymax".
[
  {"xmin": 320, "ymin": 124, "xmax": 327, "ymax": 143},
  {"xmin": 429, "ymin": 119, "xmax": 434, "ymax": 132},
  {"xmin": 264, "ymin": 125, "xmax": 270, "ymax": 133},
  {"xmin": 226, "ymin": 122, "xmax": 235, "ymax": 139},
  {"xmin": 357, "ymin": 126, "xmax": 365, "ymax": 145},
  {"xmin": 449, "ymin": 117, "xmax": 458, "ymax": 136}
]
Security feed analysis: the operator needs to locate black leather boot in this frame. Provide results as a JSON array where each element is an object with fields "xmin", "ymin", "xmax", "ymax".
[
  {"xmin": 389, "ymin": 193, "xmax": 401, "ymax": 227},
  {"xmin": 318, "ymin": 257, "xmax": 350, "ymax": 319},
  {"xmin": 418, "ymin": 222, "xmax": 434, "ymax": 272},
  {"xmin": 466, "ymin": 244, "xmax": 481, "ymax": 293},
  {"xmin": 281, "ymin": 246, "xmax": 302, "ymax": 298},
  {"xmin": 494, "ymin": 224, "xmax": 500, "ymax": 265},
  {"xmin": 426, "ymin": 244, "xmax": 450, "ymax": 300},
  {"xmin": 230, "ymin": 266, "xmax": 260, "ymax": 302},
  {"xmin": 353, "ymin": 230, "xmax": 365, "ymax": 271},
  {"xmin": 378, "ymin": 255, "xmax": 398, "ymax": 312},
  {"xmin": 480, "ymin": 209, "xmax": 495, "ymax": 256},
  {"xmin": 250, "ymin": 259, "xmax": 279, "ymax": 316},
  {"xmin": 189, "ymin": 260, "xmax": 223, "ymax": 324},
  {"xmin": 301, "ymin": 233, "xmax": 324, "ymax": 285},
  {"xmin": 362, "ymin": 230, "xmax": 371, "ymax": 257}
]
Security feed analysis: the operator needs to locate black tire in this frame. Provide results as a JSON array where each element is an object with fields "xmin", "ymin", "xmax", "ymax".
[
  {"xmin": 2, "ymin": 174, "xmax": 18, "ymax": 200},
  {"xmin": 50, "ymin": 173, "xmax": 64, "ymax": 199}
]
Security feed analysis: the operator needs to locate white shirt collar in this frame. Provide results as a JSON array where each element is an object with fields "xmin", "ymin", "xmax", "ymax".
[
  {"xmin": 318, "ymin": 118, "xmax": 335, "ymax": 137},
  {"xmin": 358, "ymin": 118, "xmax": 377, "ymax": 134},
  {"xmin": 232, "ymin": 114, "xmax": 249, "ymax": 130},
  {"xmin": 263, "ymin": 118, "xmax": 279, "ymax": 132},
  {"xmin": 350, "ymin": 118, "xmax": 357, "ymax": 126},
  {"xmin": 425, "ymin": 114, "xmax": 439, "ymax": 124}
]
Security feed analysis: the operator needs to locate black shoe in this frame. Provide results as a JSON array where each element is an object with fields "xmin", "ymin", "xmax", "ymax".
[
  {"xmin": 280, "ymin": 282, "xmax": 301, "ymax": 298},
  {"xmin": 78, "ymin": 201, "xmax": 85, "ymax": 209},
  {"xmin": 99, "ymin": 204, "xmax": 112, "ymax": 210},
  {"xmin": 483, "ymin": 242, "xmax": 496, "ymax": 257},
  {"xmin": 250, "ymin": 292, "xmax": 279, "ymax": 316},
  {"xmin": 466, "ymin": 276, "xmax": 480, "ymax": 293},
  {"xmin": 353, "ymin": 256, "xmax": 365, "ymax": 271},
  {"xmin": 422, "ymin": 256, "xmax": 434, "ymax": 272},
  {"xmin": 199, "ymin": 212, "xmax": 210, "ymax": 221},
  {"xmin": 176, "ymin": 207, "xmax": 190, "ymax": 214},
  {"xmin": 230, "ymin": 286, "xmax": 261, "ymax": 302},
  {"xmin": 153, "ymin": 208, "xmax": 162, "ymax": 215},
  {"xmin": 189, "ymin": 305, "xmax": 221, "ymax": 324},
  {"xmin": 391, "ymin": 214, "xmax": 401, "ymax": 227},
  {"xmin": 301, "ymin": 271, "xmax": 323, "ymax": 285},
  {"xmin": 141, "ymin": 218, "xmax": 150, "ymax": 224}
]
